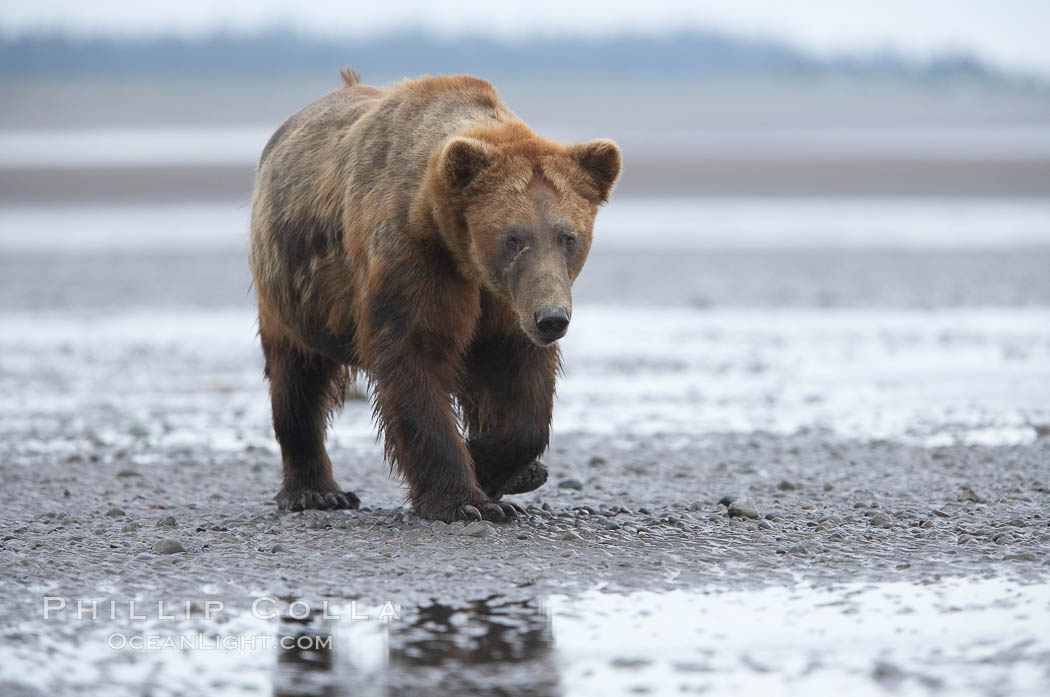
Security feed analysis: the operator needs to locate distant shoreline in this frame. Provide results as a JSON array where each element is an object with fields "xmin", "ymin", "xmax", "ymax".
[{"xmin": 2, "ymin": 157, "xmax": 1048, "ymax": 205}]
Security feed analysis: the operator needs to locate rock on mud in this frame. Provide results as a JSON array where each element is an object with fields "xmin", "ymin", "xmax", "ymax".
[
  {"xmin": 870, "ymin": 512, "xmax": 894, "ymax": 528},
  {"xmin": 727, "ymin": 501, "xmax": 759, "ymax": 519},
  {"xmin": 152, "ymin": 539, "xmax": 186, "ymax": 554},
  {"xmin": 458, "ymin": 521, "xmax": 494, "ymax": 537}
]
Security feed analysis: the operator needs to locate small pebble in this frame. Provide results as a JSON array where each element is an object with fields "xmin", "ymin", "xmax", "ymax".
[
  {"xmin": 727, "ymin": 501, "xmax": 759, "ymax": 519},
  {"xmin": 870, "ymin": 512, "xmax": 893, "ymax": 528},
  {"xmin": 105, "ymin": 507, "xmax": 125, "ymax": 517},
  {"xmin": 561, "ymin": 531, "xmax": 584, "ymax": 542},
  {"xmin": 718, "ymin": 495, "xmax": 738, "ymax": 507},
  {"xmin": 873, "ymin": 661, "xmax": 906, "ymax": 684},
  {"xmin": 459, "ymin": 521, "xmax": 493, "ymax": 537},
  {"xmin": 610, "ymin": 657, "xmax": 652, "ymax": 669},
  {"xmin": 152, "ymin": 539, "xmax": 185, "ymax": 555},
  {"xmin": 776, "ymin": 480, "xmax": 797, "ymax": 491},
  {"xmin": 558, "ymin": 478, "xmax": 584, "ymax": 490},
  {"xmin": 155, "ymin": 516, "xmax": 177, "ymax": 528},
  {"xmin": 788, "ymin": 544, "xmax": 809, "ymax": 555}
]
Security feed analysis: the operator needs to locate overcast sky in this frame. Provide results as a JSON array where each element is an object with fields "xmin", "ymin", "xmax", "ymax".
[{"xmin": 4, "ymin": 1, "xmax": 1050, "ymax": 76}]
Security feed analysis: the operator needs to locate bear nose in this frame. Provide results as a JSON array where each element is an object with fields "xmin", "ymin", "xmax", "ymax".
[{"xmin": 534, "ymin": 307, "xmax": 570, "ymax": 339}]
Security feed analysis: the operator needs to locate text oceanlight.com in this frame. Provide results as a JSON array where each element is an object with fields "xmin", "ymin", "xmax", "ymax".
[{"xmin": 106, "ymin": 633, "xmax": 334, "ymax": 651}]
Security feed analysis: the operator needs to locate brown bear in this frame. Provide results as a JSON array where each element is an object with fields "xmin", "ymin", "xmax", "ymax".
[{"xmin": 248, "ymin": 69, "xmax": 621, "ymax": 522}]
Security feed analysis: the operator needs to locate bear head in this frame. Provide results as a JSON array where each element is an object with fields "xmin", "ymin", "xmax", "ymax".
[{"xmin": 428, "ymin": 123, "xmax": 621, "ymax": 346}]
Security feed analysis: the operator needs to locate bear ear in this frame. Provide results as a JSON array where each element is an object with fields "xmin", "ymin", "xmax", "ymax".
[
  {"xmin": 441, "ymin": 137, "xmax": 492, "ymax": 189},
  {"xmin": 570, "ymin": 139, "xmax": 622, "ymax": 203}
]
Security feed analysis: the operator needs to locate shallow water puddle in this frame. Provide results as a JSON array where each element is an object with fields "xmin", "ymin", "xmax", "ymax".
[
  {"xmin": 3, "ymin": 577, "xmax": 1048, "ymax": 695},
  {"xmin": 545, "ymin": 579, "xmax": 1050, "ymax": 696},
  {"xmin": 275, "ymin": 577, "xmax": 1050, "ymax": 696}
]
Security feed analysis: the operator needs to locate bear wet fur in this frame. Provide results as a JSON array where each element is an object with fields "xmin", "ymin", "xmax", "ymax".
[{"xmin": 249, "ymin": 70, "xmax": 621, "ymax": 522}]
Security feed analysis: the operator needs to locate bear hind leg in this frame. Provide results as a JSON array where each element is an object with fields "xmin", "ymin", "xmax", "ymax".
[{"xmin": 262, "ymin": 332, "xmax": 360, "ymax": 511}]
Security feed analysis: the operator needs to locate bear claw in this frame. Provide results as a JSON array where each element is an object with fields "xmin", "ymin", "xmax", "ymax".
[
  {"xmin": 478, "ymin": 502, "xmax": 507, "ymax": 521},
  {"xmin": 276, "ymin": 489, "xmax": 360, "ymax": 512},
  {"xmin": 478, "ymin": 501, "xmax": 528, "ymax": 521},
  {"xmin": 428, "ymin": 501, "xmax": 527, "ymax": 523},
  {"xmin": 454, "ymin": 504, "xmax": 483, "ymax": 521},
  {"xmin": 498, "ymin": 502, "xmax": 527, "ymax": 518}
]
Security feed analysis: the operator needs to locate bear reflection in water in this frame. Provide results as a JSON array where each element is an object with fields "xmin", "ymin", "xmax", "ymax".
[{"xmin": 274, "ymin": 597, "xmax": 558, "ymax": 696}]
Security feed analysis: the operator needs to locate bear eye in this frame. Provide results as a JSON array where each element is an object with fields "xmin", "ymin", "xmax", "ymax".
[
  {"xmin": 559, "ymin": 233, "xmax": 577, "ymax": 251},
  {"xmin": 505, "ymin": 236, "xmax": 522, "ymax": 253}
]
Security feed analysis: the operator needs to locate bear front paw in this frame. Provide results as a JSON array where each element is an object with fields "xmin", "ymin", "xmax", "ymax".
[
  {"xmin": 276, "ymin": 487, "xmax": 360, "ymax": 512},
  {"xmin": 491, "ymin": 459, "xmax": 549, "ymax": 498}
]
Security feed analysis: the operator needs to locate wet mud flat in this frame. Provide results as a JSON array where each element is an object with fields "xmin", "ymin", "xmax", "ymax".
[
  {"xmin": 0, "ymin": 304, "xmax": 1045, "ymax": 697},
  {"xmin": 2, "ymin": 419, "xmax": 1050, "ymax": 694},
  {"xmin": 1, "ymin": 247, "xmax": 1050, "ymax": 694}
]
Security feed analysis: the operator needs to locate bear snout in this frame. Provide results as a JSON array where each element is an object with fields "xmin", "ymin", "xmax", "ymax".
[{"xmin": 533, "ymin": 306, "xmax": 570, "ymax": 342}]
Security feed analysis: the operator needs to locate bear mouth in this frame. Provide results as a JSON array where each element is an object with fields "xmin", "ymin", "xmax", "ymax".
[{"xmin": 525, "ymin": 328, "xmax": 565, "ymax": 347}]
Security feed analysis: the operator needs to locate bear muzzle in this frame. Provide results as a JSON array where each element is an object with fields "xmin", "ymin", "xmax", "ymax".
[{"xmin": 533, "ymin": 306, "xmax": 570, "ymax": 343}]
